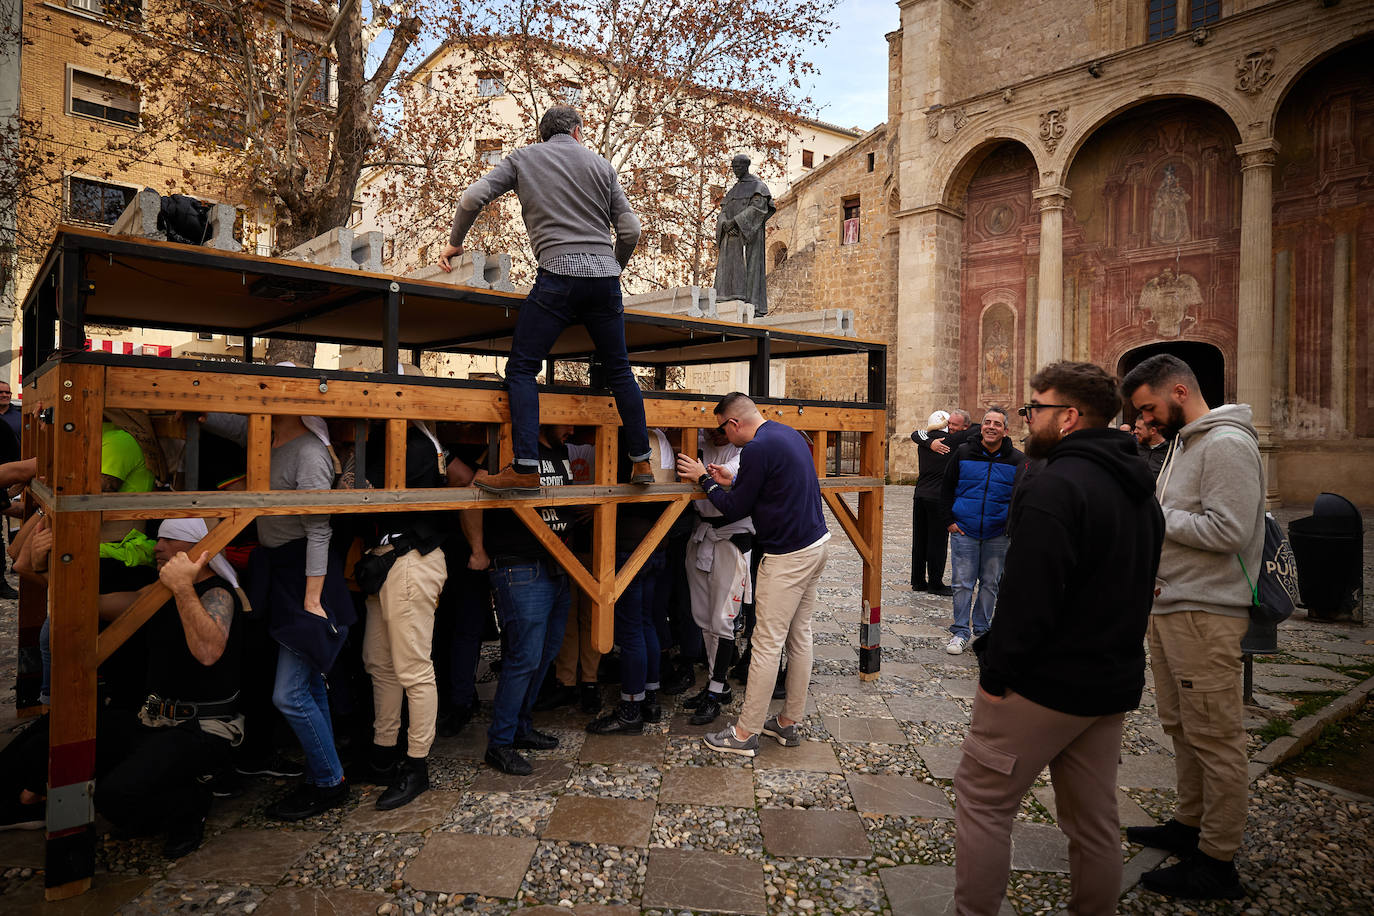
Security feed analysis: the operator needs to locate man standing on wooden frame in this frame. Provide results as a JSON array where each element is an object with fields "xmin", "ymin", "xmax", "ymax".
[{"xmin": 439, "ymin": 105, "xmax": 653, "ymax": 494}]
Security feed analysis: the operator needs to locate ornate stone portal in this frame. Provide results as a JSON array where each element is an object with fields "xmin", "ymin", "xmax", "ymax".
[{"xmin": 1138, "ymin": 269, "xmax": 1202, "ymax": 338}]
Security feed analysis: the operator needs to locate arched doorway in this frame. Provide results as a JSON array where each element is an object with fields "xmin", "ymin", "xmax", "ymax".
[{"xmin": 1118, "ymin": 341, "xmax": 1225, "ymax": 412}]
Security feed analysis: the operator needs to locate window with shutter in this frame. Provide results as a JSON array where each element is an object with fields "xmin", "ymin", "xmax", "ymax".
[{"xmin": 69, "ymin": 70, "xmax": 140, "ymax": 127}]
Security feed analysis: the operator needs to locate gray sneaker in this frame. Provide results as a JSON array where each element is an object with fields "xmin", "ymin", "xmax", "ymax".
[
  {"xmin": 762, "ymin": 716, "xmax": 801, "ymax": 747},
  {"xmin": 703, "ymin": 725, "xmax": 759, "ymax": 758}
]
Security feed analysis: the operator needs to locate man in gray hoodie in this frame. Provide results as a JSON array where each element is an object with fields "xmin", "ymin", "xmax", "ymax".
[
  {"xmin": 1121, "ymin": 353, "xmax": 1264, "ymax": 901},
  {"xmin": 438, "ymin": 105, "xmax": 653, "ymax": 494}
]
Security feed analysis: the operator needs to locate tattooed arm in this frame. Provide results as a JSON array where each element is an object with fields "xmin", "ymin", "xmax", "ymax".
[{"xmin": 159, "ymin": 551, "xmax": 233, "ymax": 666}]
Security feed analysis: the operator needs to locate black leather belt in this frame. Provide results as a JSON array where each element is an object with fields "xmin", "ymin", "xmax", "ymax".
[{"xmin": 142, "ymin": 693, "xmax": 239, "ymax": 723}]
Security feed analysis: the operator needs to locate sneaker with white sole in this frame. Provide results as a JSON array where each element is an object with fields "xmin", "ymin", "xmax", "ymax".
[
  {"xmin": 946, "ymin": 635, "xmax": 969, "ymax": 655},
  {"xmin": 762, "ymin": 715, "xmax": 800, "ymax": 747},
  {"xmin": 703, "ymin": 724, "xmax": 759, "ymax": 757}
]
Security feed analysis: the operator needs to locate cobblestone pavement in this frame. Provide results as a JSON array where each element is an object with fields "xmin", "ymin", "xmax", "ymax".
[{"xmin": 0, "ymin": 488, "xmax": 1370, "ymax": 914}]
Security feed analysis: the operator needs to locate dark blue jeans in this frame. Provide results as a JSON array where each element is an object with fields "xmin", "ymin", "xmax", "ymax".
[
  {"xmin": 506, "ymin": 269, "xmax": 651, "ymax": 472},
  {"xmin": 616, "ymin": 548, "xmax": 666, "ymax": 700},
  {"xmin": 486, "ymin": 557, "xmax": 570, "ymax": 747}
]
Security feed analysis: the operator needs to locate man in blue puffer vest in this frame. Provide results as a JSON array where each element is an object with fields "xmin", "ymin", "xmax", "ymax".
[{"xmin": 939, "ymin": 407, "xmax": 1024, "ymax": 655}]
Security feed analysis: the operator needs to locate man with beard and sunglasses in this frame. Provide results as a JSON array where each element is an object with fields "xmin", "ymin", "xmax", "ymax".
[
  {"xmin": 953, "ymin": 361, "xmax": 1163, "ymax": 916},
  {"xmin": 1120, "ymin": 353, "xmax": 1263, "ymax": 901}
]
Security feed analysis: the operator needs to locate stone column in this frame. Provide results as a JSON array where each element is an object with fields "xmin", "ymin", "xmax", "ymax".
[
  {"xmin": 1236, "ymin": 139, "xmax": 1279, "ymax": 505},
  {"xmin": 1033, "ymin": 187, "xmax": 1071, "ymax": 368},
  {"xmin": 892, "ymin": 203, "xmax": 964, "ymax": 481},
  {"xmin": 1331, "ymin": 230, "xmax": 1351, "ymax": 432},
  {"xmin": 1272, "ymin": 246, "xmax": 1291, "ymax": 428}
]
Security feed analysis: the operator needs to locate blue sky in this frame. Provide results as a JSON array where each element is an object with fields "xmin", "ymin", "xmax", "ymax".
[{"xmin": 803, "ymin": 0, "xmax": 897, "ymax": 132}]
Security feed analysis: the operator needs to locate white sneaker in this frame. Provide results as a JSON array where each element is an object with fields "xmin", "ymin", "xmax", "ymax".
[{"xmin": 946, "ymin": 635, "xmax": 969, "ymax": 655}]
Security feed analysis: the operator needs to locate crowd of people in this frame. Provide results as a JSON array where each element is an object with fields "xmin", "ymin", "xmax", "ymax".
[
  {"xmin": 0, "ymin": 102, "xmax": 1268, "ymax": 911},
  {"xmin": 913, "ymin": 353, "xmax": 1264, "ymax": 910}
]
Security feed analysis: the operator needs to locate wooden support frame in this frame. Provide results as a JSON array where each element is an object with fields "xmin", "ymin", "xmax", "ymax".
[{"xmin": 15, "ymin": 230, "xmax": 889, "ymax": 899}]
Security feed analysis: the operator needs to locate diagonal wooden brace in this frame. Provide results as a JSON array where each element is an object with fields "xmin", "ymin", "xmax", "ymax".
[{"xmin": 821, "ymin": 490, "xmax": 873, "ymax": 565}]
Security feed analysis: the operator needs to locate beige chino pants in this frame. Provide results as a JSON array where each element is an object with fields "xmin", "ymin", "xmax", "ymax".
[
  {"xmin": 1148, "ymin": 610, "xmax": 1250, "ymax": 860},
  {"xmin": 362, "ymin": 546, "xmax": 448, "ymax": 758},
  {"xmin": 736, "ymin": 539, "xmax": 828, "ymax": 735}
]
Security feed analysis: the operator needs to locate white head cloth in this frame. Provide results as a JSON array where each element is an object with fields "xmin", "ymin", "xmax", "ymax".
[
  {"xmin": 275, "ymin": 361, "xmax": 331, "ymax": 448},
  {"xmin": 928, "ymin": 410, "xmax": 951, "ymax": 430},
  {"xmin": 397, "ymin": 362, "xmax": 443, "ymax": 455},
  {"xmin": 158, "ymin": 517, "xmax": 239, "ymax": 588}
]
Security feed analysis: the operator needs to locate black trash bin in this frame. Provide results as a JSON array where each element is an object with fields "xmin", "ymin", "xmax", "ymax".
[{"xmin": 1288, "ymin": 492, "xmax": 1364, "ymax": 621}]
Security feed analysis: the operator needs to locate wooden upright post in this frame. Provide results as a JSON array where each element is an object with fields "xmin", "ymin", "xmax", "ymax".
[
  {"xmin": 45, "ymin": 362, "xmax": 104, "ymax": 899},
  {"xmin": 590, "ymin": 424, "xmax": 617, "ymax": 653},
  {"xmin": 856, "ymin": 418, "xmax": 886, "ymax": 681}
]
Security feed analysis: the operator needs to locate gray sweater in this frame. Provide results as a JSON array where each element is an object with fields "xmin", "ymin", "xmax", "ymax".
[
  {"xmin": 1152, "ymin": 404, "xmax": 1265, "ymax": 619},
  {"xmin": 449, "ymin": 133, "xmax": 640, "ymax": 267},
  {"xmin": 202, "ymin": 415, "xmax": 335, "ymax": 577}
]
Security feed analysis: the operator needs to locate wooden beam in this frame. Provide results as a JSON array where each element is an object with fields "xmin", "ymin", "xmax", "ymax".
[
  {"xmin": 857, "ymin": 427, "xmax": 885, "ymax": 681},
  {"xmin": 821, "ymin": 490, "xmax": 873, "ymax": 566},
  {"xmin": 612, "ymin": 495, "xmax": 691, "ymax": 601},
  {"xmin": 811, "ymin": 430, "xmax": 828, "ymax": 477},
  {"xmin": 510, "ymin": 506, "xmax": 598, "ymax": 599},
  {"xmin": 590, "ymin": 425, "xmax": 617, "ymax": 653},
  {"xmin": 385, "ymin": 419, "xmax": 407, "ymax": 490},
  {"xmin": 247, "ymin": 414, "xmax": 271, "ymax": 490},
  {"xmin": 95, "ymin": 510, "xmax": 256, "ymax": 665}
]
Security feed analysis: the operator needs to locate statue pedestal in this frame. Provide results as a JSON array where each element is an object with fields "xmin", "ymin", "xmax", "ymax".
[
  {"xmin": 715, "ymin": 298, "xmax": 757, "ymax": 323},
  {"xmin": 624, "ymin": 286, "xmax": 716, "ymax": 318}
]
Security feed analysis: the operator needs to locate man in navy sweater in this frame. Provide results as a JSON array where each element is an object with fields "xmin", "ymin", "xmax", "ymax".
[{"xmin": 676, "ymin": 393, "xmax": 829, "ymax": 757}]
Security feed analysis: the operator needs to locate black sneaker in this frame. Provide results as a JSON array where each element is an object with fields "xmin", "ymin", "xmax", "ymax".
[
  {"xmin": 484, "ymin": 744, "xmax": 532, "ymax": 776},
  {"xmin": 929, "ymin": 585, "xmax": 954, "ymax": 596},
  {"xmin": 640, "ymin": 690, "xmax": 662, "ymax": 724},
  {"xmin": 586, "ymin": 700, "xmax": 644, "ymax": 735},
  {"xmin": 162, "ymin": 790, "xmax": 209, "ymax": 859},
  {"xmin": 683, "ymin": 685, "xmax": 733, "ymax": 710},
  {"xmin": 659, "ymin": 662, "xmax": 695, "ymax": 696},
  {"xmin": 513, "ymin": 728, "xmax": 559, "ymax": 750},
  {"xmin": 533, "ymin": 683, "xmax": 579, "ymax": 712},
  {"xmin": 265, "ymin": 780, "xmax": 350, "ymax": 822},
  {"xmin": 911, "ymin": 580, "xmax": 927, "ymax": 591},
  {"xmin": 377, "ymin": 757, "xmax": 429, "ymax": 811},
  {"xmin": 437, "ymin": 702, "xmax": 478, "ymax": 738},
  {"xmin": 579, "ymin": 682, "xmax": 602, "ymax": 714},
  {"xmin": 1140, "ymin": 852, "xmax": 1245, "ymax": 900},
  {"xmin": 688, "ymin": 692, "xmax": 724, "ymax": 726},
  {"xmin": 236, "ymin": 752, "xmax": 305, "ymax": 778},
  {"xmin": 1126, "ymin": 818, "xmax": 1201, "ymax": 857}
]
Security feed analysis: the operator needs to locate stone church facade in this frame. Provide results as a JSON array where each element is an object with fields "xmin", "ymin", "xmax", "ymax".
[{"xmin": 765, "ymin": 0, "xmax": 1374, "ymax": 504}]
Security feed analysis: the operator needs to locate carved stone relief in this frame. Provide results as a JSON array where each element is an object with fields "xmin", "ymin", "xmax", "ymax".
[
  {"xmin": 1138, "ymin": 269, "xmax": 1202, "ymax": 337},
  {"xmin": 1236, "ymin": 49, "xmax": 1276, "ymax": 94},
  {"xmin": 1039, "ymin": 107, "xmax": 1068, "ymax": 153},
  {"xmin": 926, "ymin": 106, "xmax": 969, "ymax": 143}
]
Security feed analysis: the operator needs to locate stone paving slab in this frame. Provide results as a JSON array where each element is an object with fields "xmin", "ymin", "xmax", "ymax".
[
  {"xmin": 1010, "ymin": 821, "xmax": 1071, "ymax": 872},
  {"xmin": 1032, "ymin": 785, "xmax": 1158, "ymax": 828},
  {"xmin": 338, "ymin": 789, "xmax": 461, "ymax": 833},
  {"xmin": 1253, "ymin": 663, "xmax": 1353, "ymax": 681},
  {"xmin": 470, "ymin": 758, "xmax": 573, "ymax": 794},
  {"xmin": 1254, "ymin": 675, "xmax": 1342, "ymax": 693},
  {"xmin": 659, "ymin": 765, "xmax": 755, "ymax": 807},
  {"xmin": 169, "ymin": 828, "xmax": 324, "ymax": 885},
  {"xmin": 813, "ymin": 643, "xmax": 858, "ymax": 660},
  {"xmin": 521, "ymin": 908, "xmax": 639, "ymax": 916},
  {"xmin": 940, "ymin": 678, "xmax": 978, "ymax": 699},
  {"xmin": 1116, "ymin": 753, "xmax": 1177, "ymax": 789},
  {"xmin": 254, "ymin": 886, "xmax": 391, "ymax": 916},
  {"xmin": 878, "ymin": 864, "xmax": 1016, "ymax": 915},
  {"xmin": 431, "ymin": 729, "xmax": 487, "ymax": 760},
  {"xmin": 847, "ymin": 773, "xmax": 955, "ymax": 817},
  {"xmin": 579, "ymin": 733, "xmax": 667, "ymax": 765},
  {"xmin": 760, "ymin": 808, "xmax": 873, "ymax": 858},
  {"xmin": 542, "ymin": 796, "xmax": 656, "ymax": 847},
  {"xmin": 822, "ymin": 714, "xmax": 910, "ymax": 744},
  {"xmin": 754, "ymin": 738, "xmax": 842, "ymax": 772},
  {"xmin": 0, "ymin": 828, "xmax": 43, "ymax": 868},
  {"xmin": 887, "ymin": 621, "xmax": 952, "ymax": 639},
  {"xmin": 642, "ymin": 847, "xmax": 767, "ymax": 914},
  {"xmin": 0, "ymin": 873, "xmax": 149, "ymax": 915},
  {"xmin": 887, "ymin": 696, "xmax": 969, "ymax": 723},
  {"xmin": 917, "ymin": 745, "xmax": 965, "ymax": 779},
  {"xmin": 404, "ymin": 833, "xmax": 538, "ymax": 897}
]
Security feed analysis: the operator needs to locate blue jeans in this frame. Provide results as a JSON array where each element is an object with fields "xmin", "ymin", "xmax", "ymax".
[
  {"xmin": 272, "ymin": 644, "xmax": 344, "ymax": 787},
  {"xmin": 506, "ymin": 269, "xmax": 650, "ymax": 471},
  {"xmin": 487, "ymin": 557, "xmax": 570, "ymax": 747},
  {"xmin": 616, "ymin": 548, "xmax": 665, "ymax": 700},
  {"xmin": 949, "ymin": 533, "xmax": 1009, "ymax": 640}
]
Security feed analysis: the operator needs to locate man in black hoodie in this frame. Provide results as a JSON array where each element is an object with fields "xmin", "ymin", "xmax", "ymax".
[{"xmin": 954, "ymin": 362, "xmax": 1164, "ymax": 916}]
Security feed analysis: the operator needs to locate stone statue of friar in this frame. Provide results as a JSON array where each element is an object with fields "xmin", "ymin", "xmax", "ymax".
[{"xmin": 714, "ymin": 154, "xmax": 776, "ymax": 317}]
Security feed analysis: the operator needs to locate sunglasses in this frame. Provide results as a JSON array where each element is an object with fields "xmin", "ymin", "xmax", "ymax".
[{"xmin": 1017, "ymin": 403, "xmax": 1072, "ymax": 417}]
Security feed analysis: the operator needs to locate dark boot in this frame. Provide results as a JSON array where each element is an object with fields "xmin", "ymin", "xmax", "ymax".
[
  {"xmin": 1126, "ymin": 818, "xmax": 1201, "ymax": 857},
  {"xmin": 640, "ymin": 690, "xmax": 662, "ymax": 724},
  {"xmin": 513, "ymin": 728, "xmax": 559, "ymax": 750},
  {"xmin": 162, "ymin": 788, "xmax": 210, "ymax": 858},
  {"xmin": 484, "ymin": 745, "xmax": 532, "ymax": 776},
  {"xmin": 629, "ymin": 460, "xmax": 655, "ymax": 485},
  {"xmin": 376, "ymin": 756, "xmax": 429, "ymax": 811},
  {"xmin": 683, "ymin": 684, "xmax": 732, "ymax": 710},
  {"xmin": 533, "ymin": 683, "xmax": 579, "ymax": 711},
  {"xmin": 265, "ymin": 780, "xmax": 350, "ymax": 822},
  {"xmin": 659, "ymin": 658, "xmax": 695, "ymax": 695},
  {"xmin": 1140, "ymin": 852, "xmax": 1245, "ymax": 900},
  {"xmin": 353, "ymin": 742, "xmax": 400, "ymax": 785},
  {"xmin": 586, "ymin": 700, "xmax": 644, "ymax": 735},
  {"xmin": 437, "ymin": 702, "xmax": 478, "ymax": 738},
  {"xmin": 579, "ymin": 682, "xmax": 602, "ymax": 714}
]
